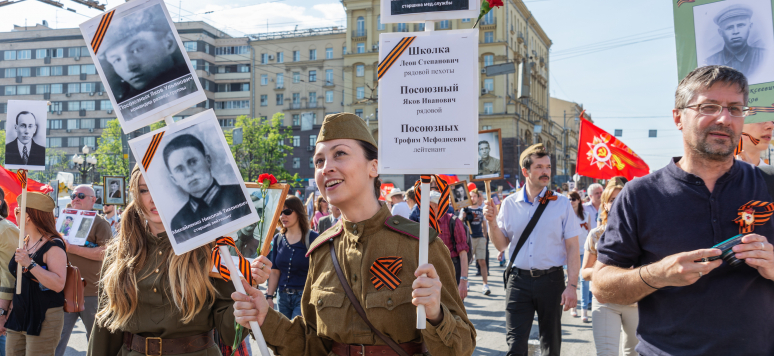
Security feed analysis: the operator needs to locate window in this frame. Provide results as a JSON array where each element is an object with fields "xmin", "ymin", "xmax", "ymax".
[
  {"xmin": 261, "ymin": 74, "xmax": 268, "ymax": 86},
  {"xmin": 483, "ymin": 11, "xmax": 494, "ymax": 25},
  {"xmin": 184, "ymin": 42, "xmax": 198, "ymax": 52},
  {"xmin": 293, "ymin": 72, "xmax": 300, "ymax": 83},
  {"xmin": 292, "ymin": 114, "xmax": 300, "ymax": 126},
  {"xmin": 260, "ymin": 53, "xmax": 267, "ymax": 64},
  {"xmin": 356, "ymin": 65, "xmax": 365, "ymax": 77},
  {"xmin": 48, "ymin": 120, "xmax": 62, "ymax": 129},
  {"xmin": 50, "ymin": 84, "xmax": 63, "ymax": 94},
  {"xmin": 614, "ymin": 129, "xmax": 622, "ymax": 137},
  {"xmin": 68, "ymin": 102, "xmax": 80, "ymax": 111},
  {"xmin": 48, "ymin": 137, "xmax": 62, "ymax": 147},
  {"xmin": 309, "ymin": 157, "xmax": 315, "ymax": 169},
  {"xmin": 343, "ymin": 46, "xmax": 347, "ymax": 55},
  {"xmin": 83, "ymin": 136, "xmax": 96, "ymax": 148},
  {"xmin": 356, "ymin": 87, "xmax": 365, "ymax": 99},
  {"xmin": 309, "ymin": 135, "xmax": 317, "ymax": 146},
  {"xmin": 260, "ymin": 95, "xmax": 268, "ymax": 106},
  {"xmin": 397, "ymin": 23, "xmax": 408, "ymax": 32},
  {"xmin": 100, "ymin": 118, "xmax": 114, "ymax": 127},
  {"xmin": 81, "ymin": 64, "xmax": 96, "ymax": 75},
  {"xmin": 355, "ymin": 109, "xmax": 363, "ymax": 117},
  {"xmin": 3, "ymin": 68, "xmax": 15, "ymax": 77},
  {"xmin": 16, "ymin": 86, "xmax": 30, "ymax": 95},
  {"xmin": 16, "ymin": 68, "xmax": 30, "ymax": 77},
  {"xmin": 484, "ymin": 79, "xmax": 494, "ymax": 92},
  {"xmin": 439, "ymin": 20, "xmax": 450, "ymax": 29},
  {"xmin": 277, "ymin": 52, "xmax": 284, "ymax": 63},
  {"xmin": 293, "ymin": 157, "xmax": 300, "ymax": 168},
  {"xmin": 320, "ymin": 91, "xmax": 331, "ymax": 104},
  {"xmin": 276, "ymin": 73, "xmax": 284, "ymax": 88},
  {"xmin": 276, "ymin": 94, "xmax": 284, "ymax": 105},
  {"xmin": 36, "ymin": 84, "xmax": 49, "ymax": 93},
  {"xmin": 484, "ymin": 102, "xmax": 493, "ymax": 114},
  {"xmin": 484, "ymin": 31, "xmax": 494, "ymax": 43},
  {"xmin": 484, "ymin": 54, "xmax": 494, "ymax": 66},
  {"xmin": 36, "ymin": 67, "xmax": 50, "ymax": 76},
  {"xmin": 482, "ymin": 125, "xmax": 492, "ymax": 130},
  {"xmin": 81, "ymin": 82, "xmax": 95, "ymax": 93},
  {"xmin": 4, "ymin": 86, "xmax": 15, "ymax": 96},
  {"xmin": 326, "ymin": 48, "xmax": 333, "ymax": 59},
  {"xmin": 378, "ymin": 15, "xmax": 385, "ymax": 30},
  {"xmin": 3, "ymin": 51, "xmax": 15, "ymax": 60},
  {"xmin": 36, "ymin": 49, "xmax": 47, "ymax": 58},
  {"xmin": 68, "ymin": 47, "xmax": 81, "ymax": 57},
  {"xmin": 309, "ymin": 49, "xmax": 317, "ymax": 60},
  {"xmin": 215, "ymin": 46, "xmax": 250, "ymax": 55},
  {"xmin": 356, "ymin": 17, "xmax": 365, "ymax": 36},
  {"xmin": 67, "ymin": 83, "xmax": 80, "ymax": 93},
  {"xmin": 50, "ymin": 66, "xmax": 62, "ymax": 76},
  {"xmin": 309, "ymin": 70, "xmax": 317, "ymax": 82},
  {"xmin": 356, "ymin": 43, "xmax": 365, "ymax": 54},
  {"xmin": 242, "ymin": 83, "xmax": 249, "ymax": 91},
  {"xmin": 293, "ymin": 50, "xmax": 300, "ymax": 61},
  {"xmin": 649, "ymin": 130, "xmax": 657, "ymax": 137},
  {"xmin": 81, "ymin": 119, "xmax": 95, "ymax": 129},
  {"xmin": 51, "ymin": 48, "xmax": 63, "ymax": 58},
  {"xmin": 292, "ymin": 136, "xmax": 300, "ymax": 147},
  {"xmin": 50, "ymin": 102, "xmax": 62, "ymax": 112},
  {"xmin": 68, "ymin": 65, "xmax": 80, "ymax": 75},
  {"xmin": 292, "ymin": 93, "xmax": 300, "ymax": 104},
  {"xmin": 309, "ymin": 92, "xmax": 317, "ymax": 103},
  {"xmin": 215, "ymin": 100, "xmax": 250, "ymax": 109},
  {"xmin": 326, "ymin": 69, "xmax": 334, "ymax": 83},
  {"xmin": 462, "ymin": 18, "xmax": 471, "ymax": 23},
  {"xmin": 237, "ymin": 64, "xmax": 250, "ymax": 73},
  {"xmin": 101, "ymin": 100, "xmax": 113, "ymax": 111},
  {"xmin": 68, "ymin": 137, "xmax": 79, "ymax": 147},
  {"xmin": 81, "ymin": 101, "xmax": 95, "ymax": 111},
  {"xmin": 417, "ymin": 23, "xmax": 425, "ymax": 31},
  {"xmin": 67, "ymin": 119, "xmax": 79, "ymax": 129}
]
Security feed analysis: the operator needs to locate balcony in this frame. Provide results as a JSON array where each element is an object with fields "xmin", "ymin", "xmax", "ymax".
[
  {"xmin": 352, "ymin": 30, "xmax": 367, "ymax": 42},
  {"xmin": 287, "ymin": 102, "xmax": 323, "ymax": 111},
  {"xmin": 274, "ymin": 84, "xmax": 285, "ymax": 90},
  {"xmin": 323, "ymin": 81, "xmax": 335, "ymax": 87},
  {"xmin": 290, "ymin": 102, "xmax": 301, "ymax": 109},
  {"xmin": 480, "ymin": 18, "xmax": 496, "ymax": 30}
]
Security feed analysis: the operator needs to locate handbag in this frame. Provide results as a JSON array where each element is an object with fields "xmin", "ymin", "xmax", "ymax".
[
  {"xmin": 55, "ymin": 238, "xmax": 86, "ymax": 313},
  {"xmin": 502, "ymin": 198, "xmax": 550, "ymax": 287}
]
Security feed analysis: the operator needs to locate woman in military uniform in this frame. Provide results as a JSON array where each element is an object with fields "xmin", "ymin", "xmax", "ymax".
[
  {"xmin": 87, "ymin": 166, "xmax": 261, "ymax": 356},
  {"xmin": 232, "ymin": 113, "xmax": 476, "ymax": 356}
]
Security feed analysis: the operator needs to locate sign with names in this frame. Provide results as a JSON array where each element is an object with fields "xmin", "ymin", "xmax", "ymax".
[{"xmin": 381, "ymin": 0, "xmax": 478, "ymax": 23}]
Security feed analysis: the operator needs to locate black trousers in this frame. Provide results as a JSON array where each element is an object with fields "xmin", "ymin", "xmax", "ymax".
[
  {"xmin": 451, "ymin": 256, "xmax": 461, "ymax": 285},
  {"xmin": 505, "ymin": 268, "xmax": 565, "ymax": 356}
]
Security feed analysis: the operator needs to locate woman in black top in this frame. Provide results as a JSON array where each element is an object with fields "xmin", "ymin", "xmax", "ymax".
[{"xmin": 6, "ymin": 192, "xmax": 67, "ymax": 356}]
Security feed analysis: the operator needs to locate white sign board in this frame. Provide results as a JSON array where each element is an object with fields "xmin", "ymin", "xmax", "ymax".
[
  {"xmin": 56, "ymin": 209, "xmax": 97, "ymax": 246},
  {"xmin": 378, "ymin": 29, "xmax": 479, "ymax": 175},
  {"xmin": 380, "ymin": 0, "xmax": 478, "ymax": 23}
]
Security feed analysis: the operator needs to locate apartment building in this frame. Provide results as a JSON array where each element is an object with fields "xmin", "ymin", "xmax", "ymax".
[{"xmin": 549, "ymin": 97, "xmax": 592, "ymax": 187}]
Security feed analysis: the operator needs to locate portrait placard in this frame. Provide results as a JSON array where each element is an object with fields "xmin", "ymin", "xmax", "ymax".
[
  {"xmin": 470, "ymin": 129, "xmax": 503, "ymax": 182},
  {"xmin": 56, "ymin": 209, "xmax": 96, "ymax": 246},
  {"xmin": 244, "ymin": 182, "xmax": 290, "ymax": 257},
  {"xmin": 49, "ymin": 180, "xmax": 59, "ymax": 217},
  {"xmin": 378, "ymin": 29, "xmax": 479, "ymax": 175},
  {"xmin": 91, "ymin": 184, "xmax": 104, "ymax": 211},
  {"xmin": 673, "ymin": 0, "xmax": 774, "ymax": 122},
  {"xmin": 5, "ymin": 100, "xmax": 47, "ymax": 171},
  {"xmin": 103, "ymin": 176, "xmax": 126, "ymax": 206},
  {"xmin": 79, "ymin": 0, "xmax": 206, "ymax": 132},
  {"xmin": 128, "ymin": 109, "xmax": 258, "ymax": 255},
  {"xmin": 449, "ymin": 180, "xmax": 471, "ymax": 210},
  {"xmin": 380, "ymin": 0, "xmax": 478, "ymax": 24}
]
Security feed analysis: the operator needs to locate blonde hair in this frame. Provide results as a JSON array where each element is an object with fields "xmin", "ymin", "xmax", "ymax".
[
  {"xmin": 96, "ymin": 169, "xmax": 217, "ymax": 332},
  {"xmin": 599, "ymin": 183, "xmax": 624, "ymax": 226}
]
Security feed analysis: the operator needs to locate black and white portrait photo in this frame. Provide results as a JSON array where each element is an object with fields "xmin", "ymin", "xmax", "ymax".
[
  {"xmin": 92, "ymin": 184, "xmax": 104, "ymax": 210},
  {"xmin": 449, "ymin": 181, "xmax": 471, "ymax": 211},
  {"xmin": 472, "ymin": 129, "xmax": 503, "ymax": 181},
  {"xmin": 79, "ymin": 0, "xmax": 206, "ymax": 132},
  {"xmin": 129, "ymin": 109, "xmax": 258, "ymax": 255},
  {"xmin": 4, "ymin": 100, "xmax": 47, "ymax": 170},
  {"xmin": 103, "ymin": 176, "xmax": 126, "ymax": 206},
  {"xmin": 695, "ymin": 0, "xmax": 774, "ymax": 85}
]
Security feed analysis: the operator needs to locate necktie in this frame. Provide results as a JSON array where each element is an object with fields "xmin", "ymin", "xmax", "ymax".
[{"xmin": 22, "ymin": 145, "xmax": 28, "ymax": 165}]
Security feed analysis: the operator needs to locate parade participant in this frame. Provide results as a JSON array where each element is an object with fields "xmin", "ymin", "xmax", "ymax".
[
  {"xmin": 87, "ymin": 166, "xmax": 246, "ymax": 355},
  {"xmin": 55, "ymin": 186, "xmax": 112, "ymax": 356},
  {"xmin": 583, "ymin": 183, "xmax": 603, "ymax": 228},
  {"xmin": 0, "ymin": 188, "xmax": 19, "ymax": 355},
  {"xmin": 581, "ymin": 182, "xmax": 639, "ymax": 355},
  {"xmin": 429, "ymin": 190, "xmax": 469, "ymax": 296},
  {"xmin": 317, "ymin": 204, "xmax": 341, "ymax": 233},
  {"xmin": 462, "ymin": 188, "xmax": 490, "ymax": 295},
  {"xmin": 265, "ymin": 195, "xmax": 319, "ymax": 319},
  {"xmin": 484, "ymin": 143, "xmax": 582, "ymax": 356},
  {"xmin": 593, "ymin": 65, "xmax": 774, "ymax": 355},
  {"xmin": 388, "ymin": 189, "xmax": 411, "ymax": 219},
  {"xmin": 102, "ymin": 205, "xmax": 120, "ymax": 236},
  {"xmin": 735, "ymin": 120, "xmax": 773, "ymax": 166},
  {"xmin": 6, "ymin": 193, "xmax": 67, "ymax": 356},
  {"xmin": 312, "ymin": 196, "xmax": 329, "ymax": 232},
  {"xmin": 569, "ymin": 191, "xmax": 592, "ymax": 321},
  {"xmin": 232, "ymin": 112, "xmax": 476, "ymax": 355}
]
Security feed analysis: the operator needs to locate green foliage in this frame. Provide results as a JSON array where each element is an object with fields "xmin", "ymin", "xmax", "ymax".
[
  {"xmin": 95, "ymin": 119, "xmax": 130, "ymax": 177},
  {"xmin": 0, "ymin": 130, "xmax": 5, "ymax": 164},
  {"xmin": 27, "ymin": 149, "xmax": 68, "ymax": 182},
  {"xmin": 150, "ymin": 120, "xmax": 167, "ymax": 131},
  {"xmin": 230, "ymin": 114, "xmax": 299, "ymax": 185}
]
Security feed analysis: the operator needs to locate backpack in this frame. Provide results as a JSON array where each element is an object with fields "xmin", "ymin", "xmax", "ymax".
[{"xmin": 449, "ymin": 215, "xmax": 473, "ymax": 264}]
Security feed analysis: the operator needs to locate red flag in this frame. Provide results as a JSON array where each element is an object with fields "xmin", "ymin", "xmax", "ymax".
[
  {"xmin": 0, "ymin": 166, "xmax": 53, "ymax": 224},
  {"xmin": 438, "ymin": 175, "xmax": 459, "ymax": 184},
  {"xmin": 576, "ymin": 114, "xmax": 650, "ymax": 181},
  {"xmin": 379, "ymin": 183, "xmax": 395, "ymax": 201}
]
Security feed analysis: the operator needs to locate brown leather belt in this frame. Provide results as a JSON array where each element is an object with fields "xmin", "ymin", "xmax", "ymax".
[
  {"xmin": 123, "ymin": 330, "xmax": 215, "ymax": 355},
  {"xmin": 332, "ymin": 341, "xmax": 427, "ymax": 356}
]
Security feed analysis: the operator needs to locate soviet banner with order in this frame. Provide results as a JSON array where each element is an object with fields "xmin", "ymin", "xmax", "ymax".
[{"xmin": 576, "ymin": 118, "xmax": 650, "ymax": 181}]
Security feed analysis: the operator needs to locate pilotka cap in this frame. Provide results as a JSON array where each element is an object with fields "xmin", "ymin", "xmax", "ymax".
[
  {"xmin": 316, "ymin": 112, "xmax": 378, "ymax": 148},
  {"xmin": 17, "ymin": 192, "xmax": 56, "ymax": 213}
]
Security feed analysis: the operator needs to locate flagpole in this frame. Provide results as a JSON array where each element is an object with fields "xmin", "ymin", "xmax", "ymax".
[
  {"xmin": 417, "ymin": 177, "xmax": 430, "ymax": 329},
  {"xmin": 16, "ymin": 171, "xmax": 28, "ymax": 294}
]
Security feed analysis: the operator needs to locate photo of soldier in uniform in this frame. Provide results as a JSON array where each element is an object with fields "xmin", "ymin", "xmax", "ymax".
[
  {"xmin": 103, "ymin": 176, "xmax": 126, "ymax": 205},
  {"xmin": 79, "ymin": 0, "xmax": 206, "ymax": 132},
  {"xmin": 74, "ymin": 217, "xmax": 94, "ymax": 239},
  {"xmin": 92, "ymin": 184, "xmax": 104, "ymax": 211},
  {"xmin": 4, "ymin": 100, "xmax": 47, "ymax": 170},
  {"xmin": 449, "ymin": 180, "xmax": 472, "ymax": 211},
  {"xmin": 60, "ymin": 216, "xmax": 74, "ymax": 235},
  {"xmin": 472, "ymin": 129, "xmax": 503, "ymax": 181},
  {"xmin": 695, "ymin": 0, "xmax": 774, "ymax": 85},
  {"xmin": 129, "ymin": 109, "xmax": 258, "ymax": 255}
]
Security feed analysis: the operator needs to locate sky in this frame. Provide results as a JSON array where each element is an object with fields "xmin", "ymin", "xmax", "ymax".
[{"xmin": 0, "ymin": 0, "xmax": 685, "ymax": 171}]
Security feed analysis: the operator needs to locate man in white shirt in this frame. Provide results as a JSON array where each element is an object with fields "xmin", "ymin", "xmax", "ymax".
[
  {"xmin": 583, "ymin": 183, "xmax": 603, "ymax": 229},
  {"xmin": 102, "ymin": 204, "xmax": 120, "ymax": 236},
  {"xmin": 387, "ymin": 188, "xmax": 411, "ymax": 219},
  {"xmin": 735, "ymin": 120, "xmax": 773, "ymax": 167},
  {"xmin": 484, "ymin": 143, "xmax": 582, "ymax": 356}
]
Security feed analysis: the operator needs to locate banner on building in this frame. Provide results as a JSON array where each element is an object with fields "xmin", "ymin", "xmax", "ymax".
[
  {"xmin": 377, "ymin": 29, "xmax": 479, "ymax": 175},
  {"xmin": 381, "ymin": 0, "xmax": 478, "ymax": 24},
  {"xmin": 673, "ymin": 0, "xmax": 774, "ymax": 123}
]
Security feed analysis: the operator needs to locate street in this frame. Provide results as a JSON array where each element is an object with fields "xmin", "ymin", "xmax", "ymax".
[{"xmin": 62, "ymin": 242, "xmax": 597, "ymax": 356}]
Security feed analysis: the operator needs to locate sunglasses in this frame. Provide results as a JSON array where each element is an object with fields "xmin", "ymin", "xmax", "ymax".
[
  {"xmin": 71, "ymin": 193, "xmax": 93, "ymax": 200},
  {"xmin": 281, "ymin": 208, "xmax": 293, "ymax": 216},
  {"xmin": 570, "ymin": 198, "xmax": 578, "ymax": 201}
]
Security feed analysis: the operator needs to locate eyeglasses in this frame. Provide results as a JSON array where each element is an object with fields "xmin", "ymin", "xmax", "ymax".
[
  {"xmin": 70, "ymin": 192, "xmax": 93, "ymax": 200},
  {"xmin": 281, "ymin": 208, "xmax": 293, "ymax": 216},
  {"xmin": 683, "ymin": 103, "xmax": 750, "ymax": 117}
]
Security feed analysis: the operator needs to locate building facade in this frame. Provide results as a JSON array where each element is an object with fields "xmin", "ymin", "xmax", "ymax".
[{"xmin": 549, "ymin": 97, "xmax": 592, "ymax": 188}]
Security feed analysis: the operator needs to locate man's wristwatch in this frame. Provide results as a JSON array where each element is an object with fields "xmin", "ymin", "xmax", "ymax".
[
  {"xmin": 0, "ymin": 308, "xmax": 7, "ymax": 316},
  {"xmin": 265, "ymin": 294, "xmax": 275, "ymax": 300},
  {"xmin": 460, "ymin": 276, "xmax": 468, "ymax": 281}
]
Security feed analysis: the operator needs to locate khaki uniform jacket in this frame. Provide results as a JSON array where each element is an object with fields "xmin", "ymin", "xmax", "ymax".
[
  {"xmin": 87, "ymin": 231, "xmax": 245, "ymax": 356},
  {"xmin": 478, "ymin": 156, "xmax": 500, "ymax": 176},
  {"xmin": 0, "ymin": 219, "xmax": 19, "ymax": 301},
  {"xmin": 260, "ymin": 204, "xmax": 476, "ymax": 355}
]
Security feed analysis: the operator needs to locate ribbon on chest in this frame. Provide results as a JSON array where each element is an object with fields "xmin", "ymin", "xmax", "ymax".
[{"xmin": 733, "ymin": 200, "xmax": 774, "ymax": 234}]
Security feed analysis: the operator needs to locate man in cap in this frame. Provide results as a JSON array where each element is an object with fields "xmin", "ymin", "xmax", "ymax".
[
  {"xmin": 5, "ymin": 111, "xmax": 45, "ymax": 167},
  {"xmin": 98, "ymin": 5, "xmax": 190, "ymax": 104},
  {"xmin": 705, "ymin": 4, "xmax": 766, "ymax": 79},
  {"xmin": 484, "ymin": 143, "xmax": 582, "ymax": 356},
  {"xmin": 387, "ymin": 188, "xmax": 411, "ymax": 219},
  {"xmin": 478, "ymin": 140, "xmax": 501, "ymax": 176}
]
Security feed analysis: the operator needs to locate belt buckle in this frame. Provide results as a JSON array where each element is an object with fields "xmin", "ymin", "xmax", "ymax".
[
  {"xmin": 529, "ymin": 269, "xmax": 539, "ymax": 278},
  {"xmin": 145, "ymin": 337, "xmax": 162, "ymax": 356}
]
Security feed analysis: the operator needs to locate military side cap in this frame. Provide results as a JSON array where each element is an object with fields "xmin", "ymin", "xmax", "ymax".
[
  {"xmin": 714, "ymin": 4, "xmax": 753, "ymax": 25},
  {"xmin": 316, "ymin": 112, "xmax": 377, "ymax": 147},
  {"xmin": 18, "ymin": 192, "xmax": 56, "ymax": 213},
  {"xmin": 519, "ymin": 143, "xmax": 547, "ymax": 168}
]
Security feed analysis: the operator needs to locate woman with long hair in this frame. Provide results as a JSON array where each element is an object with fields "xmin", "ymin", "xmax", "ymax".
[
  {"xmin": 87, "ymin": 167, "xmax": 266, "ymax": 356},
  {"xmin": 0, "ymin": 187, "xmax": 20, "ymax": 353},
  {"xmin": 569, "ymin": 191, "xmax": 593, "ymax": 321},
  {"xmin": 581, "ymin": 181, "xmax": 639, "ymax": 356},
  {"xmin": 232, "ymin": 113, "xmax": 475, "ymax": 355},
  {"xmin": 265, "ymin": 195, "xmax": 319, "ymax": 319},
  {"xmin": 6, "ymin": 192, "xmax": 67, "ymax": 356},
  {"xmin": 311, "ymin": 196, "xmax": 329, "ymax": 231}
]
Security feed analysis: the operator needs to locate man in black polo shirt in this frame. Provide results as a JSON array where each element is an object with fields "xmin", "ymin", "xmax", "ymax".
[{"xmin": 593, "ymin": 65, "xmax": 774, "ymax": 356}]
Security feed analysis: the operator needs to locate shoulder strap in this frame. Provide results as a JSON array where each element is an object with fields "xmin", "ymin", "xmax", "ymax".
[
  {"xmin": 758, "ymin": 165, "xmax": 774, "ymax": 200},
  {"xmin": 329, "ymin": 242, "xmax": 410, "ymax": 356},
  {"xmin": 504, "ymin": 200, "xmax": 550, "ymax": 279},
  {"xmin": 304, "ymin": 230, "xmax": 312, "ymax": 250}
]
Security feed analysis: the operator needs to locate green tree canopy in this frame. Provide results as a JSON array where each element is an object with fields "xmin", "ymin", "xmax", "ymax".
[
  {"xmin": 95, "ymin": 119, "xmax": 130, "ymax": 177},
  {"xmin": 230, "ymin": 114, "xmax": 299, "ymax": 185}
]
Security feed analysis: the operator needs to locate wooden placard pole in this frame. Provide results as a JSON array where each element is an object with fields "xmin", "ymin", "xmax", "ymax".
[
  {"xmin": 218, "ymin": 246, "xmax": 271, "ymax": 356},
  {"xmin": 417, "ymin": 179, "xmax": 431, "ymax": 329},
  {"xmin": 484, "ymin": 180, "xmax": 492, "ymax": 203},
  {"xmin": 16, "ymin": 178, "xmax": 28, "ymax": 294}
]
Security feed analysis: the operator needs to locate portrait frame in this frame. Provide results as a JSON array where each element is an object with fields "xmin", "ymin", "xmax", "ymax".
[
  {"xmin": 240, "ymin": 182, "xmax": 290, "ymax": 257},
  {"xmin": 91, "ymin": 184, "xmax": 104, "ymax": 211},
  {"xmin": 470, "ymin": 128, "xmax": 504, "ymax": 182},
  {"xmin": 5, "ymin": 100, "xmax": 48, "ymax": 171},
  {"xmin": 49, "ymin": 180, "xmax": 59, "ymax": 217},
  {"xmin": 102, "ymin": 176, "xmax": 126, "ymax": 206},
  {"xmin": 449, "ymin": 180, "xmax": 472, "ymax": 211},
  {"xmin": 79, "ymin": 0, "xmax": 207, "ymax": 133}
]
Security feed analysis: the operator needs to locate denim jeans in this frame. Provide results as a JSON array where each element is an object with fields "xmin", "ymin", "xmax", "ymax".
[
  {"xmin": 278, "ymin": 291, "xmax": 303, "ymax": 320},
  {"xmin": 579, "ymin": 254, "xmax": 592, "ymax": 311},
  {"xmin": 0, "ymin": 333, "xmax": 5, "ymax": 356}
]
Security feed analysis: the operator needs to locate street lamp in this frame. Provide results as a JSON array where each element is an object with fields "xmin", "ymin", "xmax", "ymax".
[{"xmin": 72, "ymin": 145, "xmax": 97, "ymax": 184}]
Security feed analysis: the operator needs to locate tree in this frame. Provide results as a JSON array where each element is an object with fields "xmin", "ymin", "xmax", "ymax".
[
  {"xmin": 28, "ymin": 149, "xmax": 68, "ymax": 182},
  {"xmin": 0, "ymin": 130, "xmax": 5, "ymax": 164},
  {"xmin": 95, "ymin": 119, "xmax": 130, "ymax": 177},
  {"xmin": 230, "ymin": 114, "xmax": 299, "ymax": 185}
]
